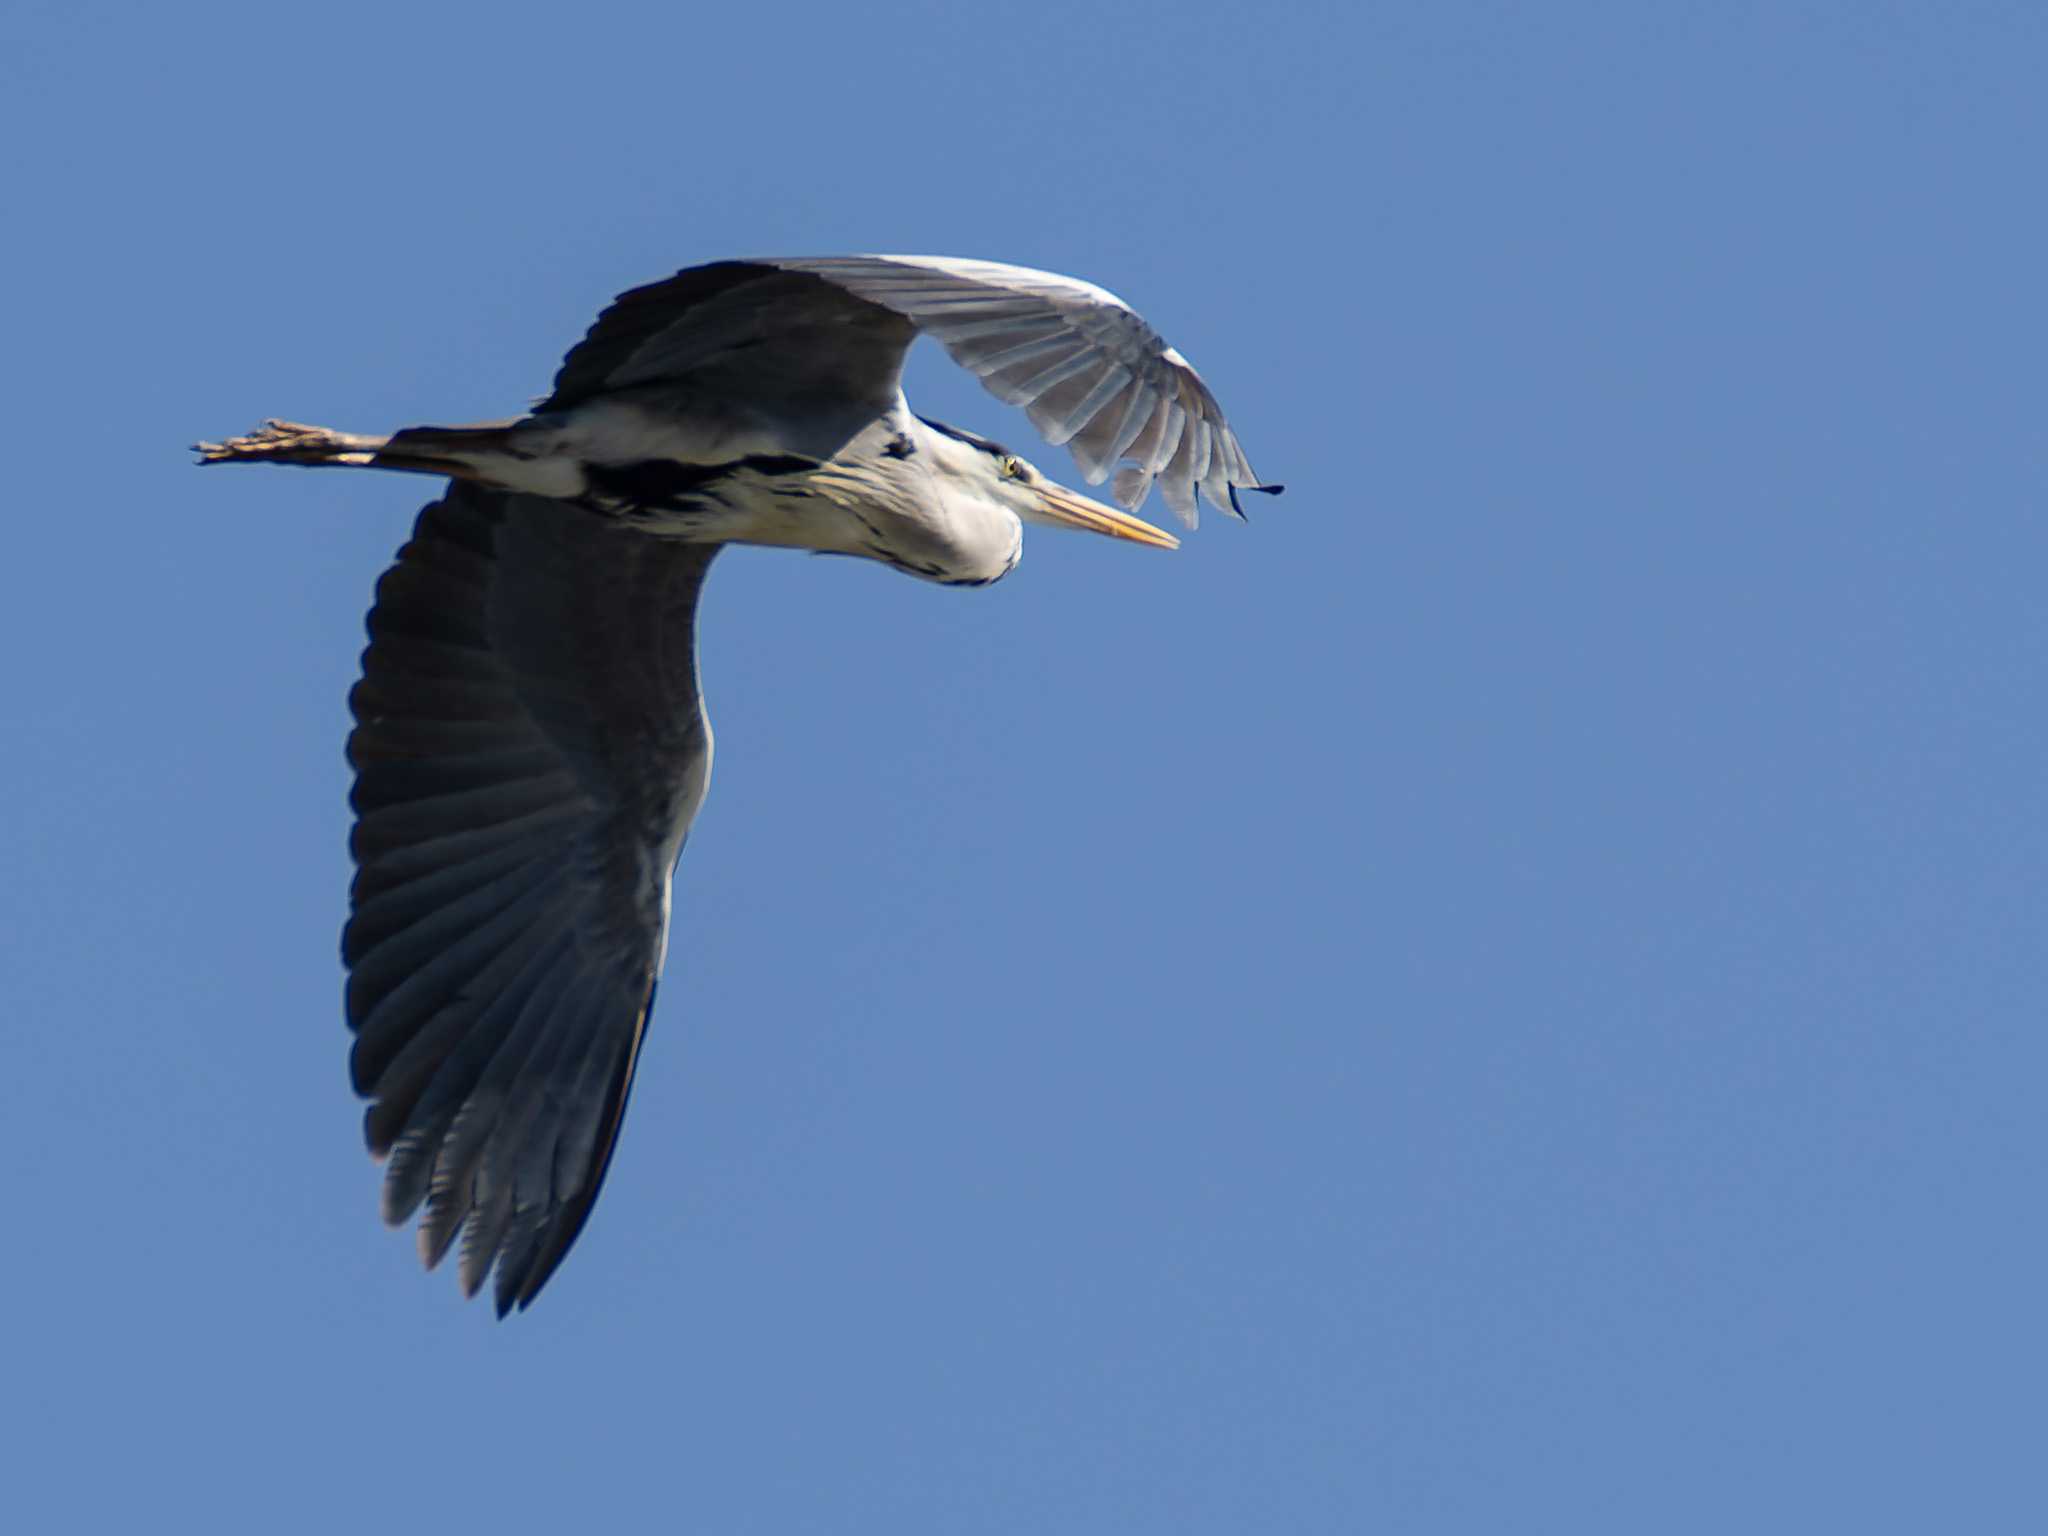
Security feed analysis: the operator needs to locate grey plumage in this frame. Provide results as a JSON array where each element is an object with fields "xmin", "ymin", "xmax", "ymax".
[{"xmin": 197, "ymin": 254, "xmax": 1277, "ymax": 1312}]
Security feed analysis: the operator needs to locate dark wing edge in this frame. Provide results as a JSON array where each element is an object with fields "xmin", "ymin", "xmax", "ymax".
[
  {"xmin": 344, "ymin": 482, "xmax": 717, "ymax": 1314},
  {"xmin": 541, "ymin": 261, "xmax": 775, "ymax": 411},
  {"xmin": 538, "ymin": 261, "xmax": 918, "ymax": 449}
]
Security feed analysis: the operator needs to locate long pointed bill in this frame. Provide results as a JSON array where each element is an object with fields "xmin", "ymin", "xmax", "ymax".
[{"xmin": 1028, "ymin": 483, "xmax": 1180, "ymax": 549}]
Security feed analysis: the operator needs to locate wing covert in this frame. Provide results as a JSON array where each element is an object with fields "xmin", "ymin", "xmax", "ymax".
[{"xmin": 540, "ymin": 263, "xmax": 916, "ymax": 458}]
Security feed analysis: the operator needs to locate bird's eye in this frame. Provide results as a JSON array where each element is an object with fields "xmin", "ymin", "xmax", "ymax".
[{"xmin": 1001, "ymin": 456, "xmax": 1027, "ymax": 480}]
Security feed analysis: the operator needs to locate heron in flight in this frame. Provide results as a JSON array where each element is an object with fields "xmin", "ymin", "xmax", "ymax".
[{"xmin": 198, "ymin": 255, "xmax": 1280, "ymax": 1314}]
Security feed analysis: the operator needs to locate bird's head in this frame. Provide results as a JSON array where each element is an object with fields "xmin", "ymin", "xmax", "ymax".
[{"xmin": 918, "ymin": 418, "xmax": 1180, "ymax": 551}]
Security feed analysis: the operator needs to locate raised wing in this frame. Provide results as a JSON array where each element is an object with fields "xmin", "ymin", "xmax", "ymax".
[
  {"xmin": 345, "ymin": 481, "xmax": 717, "ymax": 1314},
  {"xmin": 767, "ymin": 256, "xmax": 1276, "ymax": 527},
  {"xmin": 545, "ymin": 255, "xmax": 1277, "ymax": 527}
]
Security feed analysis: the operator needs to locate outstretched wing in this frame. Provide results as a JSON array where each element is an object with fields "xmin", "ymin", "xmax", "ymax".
[
  {"xmin": 544, "ymin": 254, "xmax": 1276, "ymax": 527},
  {"xmin": 345, "ymin": 481, "xmax": 717, "ymax": 1314}
]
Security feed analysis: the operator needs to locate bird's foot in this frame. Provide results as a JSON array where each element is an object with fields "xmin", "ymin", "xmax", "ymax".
[{"xmin": 194, "ymin": 420, "xmax": 385, "ymax": 467}]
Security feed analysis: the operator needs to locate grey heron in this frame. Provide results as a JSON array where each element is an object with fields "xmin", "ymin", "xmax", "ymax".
[{"xmin": 197, "ymin": 255, "xmax": 1280, "ymax": 1314}]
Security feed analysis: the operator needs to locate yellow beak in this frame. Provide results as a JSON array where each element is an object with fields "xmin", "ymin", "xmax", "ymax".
[{"xmin": 1028, "ymin": 482, "xmax": 1180, "ymax": 550}]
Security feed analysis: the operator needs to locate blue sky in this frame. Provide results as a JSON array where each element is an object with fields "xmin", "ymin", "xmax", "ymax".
[{"xmin": 4, "ymin": 1, "xmax": 2041, "ymax": 1529}]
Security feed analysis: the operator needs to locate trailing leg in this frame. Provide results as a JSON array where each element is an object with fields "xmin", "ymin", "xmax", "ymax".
[
  {"xmin": 194, "ymin": 419, "xmax": 474, "ymax": 477},
  {"xmin": 195, "ymin": 417, "xmax": 591, "ymax": 496}
]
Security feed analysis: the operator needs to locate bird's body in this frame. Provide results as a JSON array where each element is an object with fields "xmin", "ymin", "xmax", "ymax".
[
  {"xmin": 199, "ymin": 254, "xmax": 1277, "ymax": 1314},
  {"xmin": 388, "ymin": 399, "xmax": 1031, "ymax": 584}
]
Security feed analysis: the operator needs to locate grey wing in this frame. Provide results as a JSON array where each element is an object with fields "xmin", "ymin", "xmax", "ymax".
[
  {"xmin": 345, "ymin": 481, "xmax": 717, "ymax": 1315},
  {"xmin": 544, "ymin": 255, "xmax": 1276, "ymax": 527},
  {"xmin": 762, "ymin": 255, "xmax": 1277, "ymax": 527}
]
